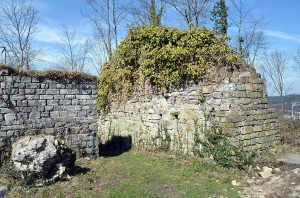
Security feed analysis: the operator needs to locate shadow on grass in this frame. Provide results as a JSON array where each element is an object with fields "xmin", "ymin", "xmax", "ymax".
[
  {"xmin": 70, "ymin": 165, "xmax": 91, "ymax": 176},
  {"xmin": 99, "ymin": 135, "xmax": 132, "ymax": 157}
]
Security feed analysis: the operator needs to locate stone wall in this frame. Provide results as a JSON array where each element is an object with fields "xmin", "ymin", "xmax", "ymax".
[
  {"xmin": 98, "ymin": 71, "xmax": 280, "ymax": 154},
  {"xmin": 0, "ymin": 66, "xmax": 98, "ymax": 157}
]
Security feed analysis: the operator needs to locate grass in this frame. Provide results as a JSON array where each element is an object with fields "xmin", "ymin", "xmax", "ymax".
[{"xmin": 1, "ymin": 149, "xmax": 243, "ymax": 198}]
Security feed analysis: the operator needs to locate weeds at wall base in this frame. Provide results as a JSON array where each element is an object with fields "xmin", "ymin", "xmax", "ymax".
[{"xmin": 194, "ymin": 123, "xmax": 256, "ymax": 169}]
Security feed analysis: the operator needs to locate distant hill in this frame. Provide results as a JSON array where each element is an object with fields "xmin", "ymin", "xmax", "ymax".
[
  {"xmin": 268, "ymin": 94, "xmax": 300, "ymax": 119},
  {"xmin": 268, "ymin": 94, "xmax": 300, "ymax": 105}
]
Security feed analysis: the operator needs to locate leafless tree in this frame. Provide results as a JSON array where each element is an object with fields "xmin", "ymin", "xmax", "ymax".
[
  {"xmin": 84, "ymin": 0, "xmax": 125, "ymax": 59},
  {"xmin": 229, "ymin": 0, "xmax": 267, "ymax": 66},
  {"xmin": 126, "ymin": 0, "xmax": 164, "ymax": 27},
  {"xmin": 88, "ymin": 37, "xmax": 108, "ymax": 75},
  {"xmin": 56, "ymin": 26, "xmax": 90, "ymax": 72},
  {"xmin": 294, "ymin": 48, "xmax": 300, "ymax": 72},
  {"xmin": 260, "ymin": 51, "xmax": 289, "ymax": 113},
  {"xmin": 0, "ymin": 0, "xmax": 39, "ymax": 69},
  {"xmin": 164, "ymin": 0, "xmax": 211, "ymax": 28}
]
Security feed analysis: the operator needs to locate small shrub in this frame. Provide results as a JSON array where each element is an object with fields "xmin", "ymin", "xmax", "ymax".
[
  {"xmin": 196, "ymin": 124, "xmax": 255, "ymax": 169},
  {"xmin": 1, "ymin": 160, "xmax": 35, "ymax": 186},
  {"xmin": 0, "ymin": 137, "xmax": 12, "ymax": 167},
  {"xmin": 159, "ymin": 123, "xmax": 171, "ymax": 152},
  {"xmin": 280, "ymin": 118, "xmax": 300, "ymax": 145}
]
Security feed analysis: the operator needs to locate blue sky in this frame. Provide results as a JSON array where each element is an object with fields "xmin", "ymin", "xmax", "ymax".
[{"xmin": 4, "ymin": 0, "xmax": 300, "ymax": 95}]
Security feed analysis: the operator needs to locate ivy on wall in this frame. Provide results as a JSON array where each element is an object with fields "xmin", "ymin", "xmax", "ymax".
[{"xmin": 98, "ymin": 26, "xmax": 239, "ymax": 113}]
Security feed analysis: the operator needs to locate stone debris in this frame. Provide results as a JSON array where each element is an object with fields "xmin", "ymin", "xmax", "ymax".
[
  {"xmin": 277, "ymin": 153, "xmax": 300, "ymax": 167},
  {"xmin": 258, "ymin": 167, "xmax": 272, "ymax": 179},
  {"xmin": 11, "ymin": 135, "xmax": 76, "ymax": 184},
  {"xmin": 274, "ymin": 167, "xmax": 281, "ymax": 172},
  {"xmin": 292, "ymin": 168, "xmax": 300, "ymax": 175},
  {"xmin": 0, "ymin": 186, "xmax": 8, "ymax": 198},
  {"xmin": 295, "ymin": 185, "xmax": 300, "ymax": 192},
  {"xmin": 231, "ymin": 180, "xmax": 240, "ymax": 186}
]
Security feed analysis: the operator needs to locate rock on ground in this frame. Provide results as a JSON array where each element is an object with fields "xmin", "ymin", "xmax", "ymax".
[
  {"xmin": 276, "ymin": 153, "xmax": 300, "ymax": 167},
  {"xmin": 0, "ymin": 186, "xmax": 8, "ymax": 197},
  {"xmin": 11, "ymin": 135, "xmax": 76, "ymax": 184}
]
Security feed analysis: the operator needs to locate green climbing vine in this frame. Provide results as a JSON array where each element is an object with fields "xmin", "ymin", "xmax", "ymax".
[{"xmin": 97, "ymin": 26, "xmax": 239, "ymax": 112}]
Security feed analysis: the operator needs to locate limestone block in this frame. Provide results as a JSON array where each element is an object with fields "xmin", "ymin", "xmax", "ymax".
[
  {"xmin": 60, "ymin": 89, "xmax": 79, "ymax": 95},
  {"xmin": 26, "ymin": 95, "xmax": 40, "ymax": 100},
  {"xmin": 42, "ymin": 118, "xmax": 54, "ymax": 128},
  {"xmin": 47, "ymin": 83, "xmax": 56, "ymax": 89},
  {"xmin": 59, "ymin": 100, "xmax": 72, "ymax": 105},
  {"xmin": 46, "ymin": 89, "xmax": 60, "ymax": 94},
  {"xmin": 11, "ymin": 135, "xmax": 75, "ymax": 184},
  {"xmin": 66, "ymin": 84, "xmax": 75, "ymax": 89},
  {"xmin": 10, "ymin": 95, "xmax": 25, "ymax": 100},
  {"xmin": 212, "ymin": 92, "xmax": 222, "ymax": 99},
  {"xmin": 76, "ymin": 95, "xmax": 92, "ymax": 100},
  {"xmin": 65, "ymin": 94, "xmax": 76, "ymax": 99},
  {"xmin": 17, "ymin": 100, "xmax": 27, "ymax": 107},
  {"xmin": 45, "ymin": 128, "xmax": 55, "ymax": 135},
  {"xmin": 40, "ymin": 95, "xmax": 54, "ymax": 100},
  {"xmin": 253, "ymin": 125, "xmax": 263, "ymax": 132},
  {"xmin": 29, "ymin": 107, "xmax": 41, "ymax": 120},
  {"xmin": 47, "ymin": 99, "xmax": 59, "ymax": 106},
  {"xmin": 50, "ymin": 111, "xmax": 60, "ymax": 118},
  {"xmin": 57, "ymin": 84, "xmax": 65, "ymax": 89},
  {"xmin": 4, "ymin": 113, "xmax": 16, "ymax": 122}
]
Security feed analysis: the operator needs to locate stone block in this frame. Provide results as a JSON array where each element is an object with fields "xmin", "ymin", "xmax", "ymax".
[
  {"xmin": 17, "ymin": 100, "xmax": 27, "ymax": 107},
  {"xmin": 21, "ymin": 77, "xmax": 31, "ymax": 82},
  {"xmin": 10, "ymin": 95, "xmax": 25, "ymax": 100},
  {"xmin": 47, "ymin": 99, "xmax": 59, "ymax": 106},
  {"xmin": 41, "ymin": 112, "xmax": 50, "ymax": 118},
  {"xmin": 35, "ymin": 89, "xmax": 46, "ymax": 94},
  {"xmin": 54, "ymin": 95, "xmax": 65, "ymax": 99},
  {"xmin": 4, "ymin": 76, "xmax": 13, "ymax": 82},
  {"xmin": 65, "ymin": 95, "xmax": 76, "ymax": 99},
  {"xmin": 28, "ymin": 100, "xmax": 38, "ymax": 107},
  {"xmin": 40, "ymin": 83, "xmax": 48, "ymax": 89},
  {"xmin": 42, "ymin": 118, "xmax": 53, "ymax": 128},
  {"xmin": 59, "ymin": 100, "xmax": 72, "ymax": 105},
  {"xmin": 57, "ymin": 84, "xmax": 65, "ymax": 89},
  {"xmin": 72, "ymin": 99, "xmax": 79, "ymax": 105},
  {"xmin": 49, "ymin": 83, "xmax": 57, "ymax": 89},
  {"xmin": 66, "ymin": 84, "xmax": 75, "ymax": 89},
  {"xmin": 78, "ymin": 110, "xmax": 87, "ymax": 117},
  {"xmin": 26, "ymin": 83, "xmax": 40, "ymax": 89},
  {"xmin": 60, "ymin": 89, "xmax": 79, "ymax": 95},
  {"xmin": 46, "ymin": 89, "xmax": 60, "ymax": 95},
  {"xmin": 40, "ymin": 95, "xmax": 53, "ymax": 100},
  {"xmin": 12, "ymin": 75, "xmax": 21, "ymax": 81},
  {"xmin": 212, "ymin": 92, "xmax": 222, "ymax": 99},
  {"xmin": 253, "ymin": 125, "xmax": 263, "ymax": 132},
  {"xmin": 50, "ymin": 111, "xmax": 60, "ymax": 118},
  {"xmin": 25, "ymin": 95, "xmax": 40, "ymax": 100},
  {"xmin": 4, "ymin": 113, "xmax": 16, "ymax": 122},
  {"xmin": 29, "ymin": 107, "xmax": 41, "ymax": 120},
  {"xmin": 202, "ymin": 86, "xmax": 212, "ymax": 94}
]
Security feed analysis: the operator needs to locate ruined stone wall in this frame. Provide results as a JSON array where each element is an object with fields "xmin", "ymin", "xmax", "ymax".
[
  {"xmin": 98, "ymin": 71, "xmax": 280, "ymax": 154},
  {"xmin": 0, "ymin": 66, "xmax": 98, "ymax": 157}
]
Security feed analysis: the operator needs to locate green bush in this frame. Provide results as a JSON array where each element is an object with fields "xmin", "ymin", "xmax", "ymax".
[
  {"xmin": 98, "ymin": 26, "xmax": 238, "ymax": 112},
  {"xmin": 197, "ymin": 124, "xmax": 255, "ymax": 169}
]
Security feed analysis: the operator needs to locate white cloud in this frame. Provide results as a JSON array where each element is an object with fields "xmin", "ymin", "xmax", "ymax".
[
  {"xmin": 34, "ymin": 23, "xmax": 92, "ymax": 45},
  {"xmin": 34, "ymin": 24, "xmax": 64, "ymax": 44},
  {"xmin": 264, "ymin": 30, "xmax": 300, "ymax": 44}
]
